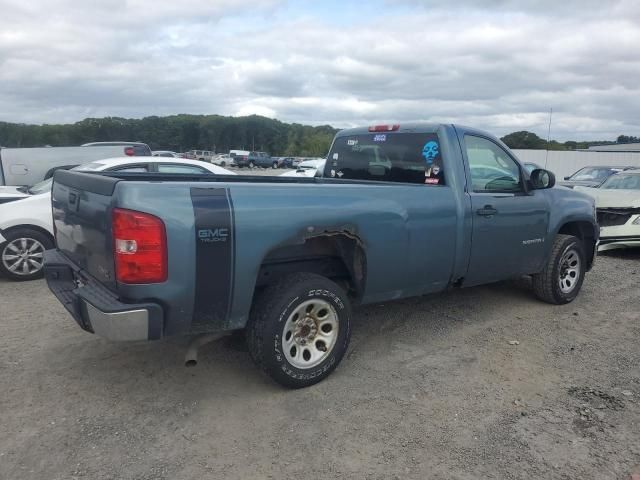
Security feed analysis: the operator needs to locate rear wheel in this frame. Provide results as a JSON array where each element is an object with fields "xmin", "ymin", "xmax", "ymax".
[
  {"xmin": 0, "ymin": 228, "xmax": 53, "ymax": 281},
  {"xmin": 532, "ymin": 234, "xmax": 585, "ymax": 304},
  {"xmin": 246, "ymin": 273, "xmax": 351, "ymax": 388}
]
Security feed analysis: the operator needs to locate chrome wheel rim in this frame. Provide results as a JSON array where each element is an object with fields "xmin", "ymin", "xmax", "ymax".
[
  {"xmin": 282, "ymin": 299, "xmax": 339, "ymax": 369},
  {"xmin": 558, "ymin": 247, "xmax": 581, "ymax": 294},
  {"xmin": 2, "ymin": 238, "xmax": 45, "ymax": 276}
]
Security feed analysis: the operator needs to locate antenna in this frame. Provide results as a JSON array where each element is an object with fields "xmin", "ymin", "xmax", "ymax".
[{"xmin": 544, "ymin": 108, "xmax": 553, "ymax": 168}]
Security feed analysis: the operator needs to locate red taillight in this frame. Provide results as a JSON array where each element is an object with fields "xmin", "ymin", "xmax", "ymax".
[
  {"xmin": 368, "ymin": 124, "xmax": 400, "ymax": 132},
  {"xmin": 124, "ymin": 146, "xmax": 135, "ymax": 156},
  {"xmin": 112, "ymin": 208, "xmax": 167, "ymax": 284}
]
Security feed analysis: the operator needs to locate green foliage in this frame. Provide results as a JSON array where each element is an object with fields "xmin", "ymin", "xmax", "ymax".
[
  {"xmin": 617, "ymin": 135, "xmax": 640, "ymax": 144},
  {"xmin": 500, "ymin": 131, "xmax": 548, "ymax": 149},
  {"xmin": 501, "ymin": 131, "xmax": 624, "ymax": 151},
  {"xmin": 0, "ymin": 115, "xmax": 338, "ymax": 157}
]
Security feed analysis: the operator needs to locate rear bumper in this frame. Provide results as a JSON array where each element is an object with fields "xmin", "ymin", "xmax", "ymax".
[{"xmin": 43, "ymin": 250, "xmax": 163, "ymax": 341}]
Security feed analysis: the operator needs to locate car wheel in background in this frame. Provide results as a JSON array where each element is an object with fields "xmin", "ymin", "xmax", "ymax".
[
  {"xmin": 246, "ymin": 273, "xmax": 352, "ymax": 388},
  {"xmin": 272, "ymin": 161, "xmax": 279, "ymax": 169},
  {"xmin": 0, "ymin": 228, "xmax": 54, "ymax": 281},
  {"xmin": 249, "ymin": 161, "xmax": 255, "ymax": 168},
  {"xmin": 220, "ymin": 161, "xmax": 226, "ymax": 167},
  {"xmin": 532, "ymin": 234, "xmax": 585, "ymax": 304}
]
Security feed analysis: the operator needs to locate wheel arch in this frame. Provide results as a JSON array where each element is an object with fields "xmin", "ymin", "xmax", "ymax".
[
  {"xmin": 255, "ymin": 232, "xmax": 367, "ymax": 302},
  {"xmin": 0, "ymin": 224, "xmax": 55, "ymax": 245},
  {"xmin": 555, "ymin": 220, "xmax": 597, "ymax": 270}
]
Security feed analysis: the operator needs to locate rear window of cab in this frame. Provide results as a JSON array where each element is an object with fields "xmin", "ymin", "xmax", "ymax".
[{"xmin": 325, "ymin": 132, "xmax": 444, "ymax": 185}]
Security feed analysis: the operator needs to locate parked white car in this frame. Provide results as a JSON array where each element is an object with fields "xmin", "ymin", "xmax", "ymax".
[
  {"xmin": 0, "ymin": 157, "xmax": 235, "ymax": 281},
  {"xmin": 212, "ymin": 153, "xmax": 232, "ymax": 167},
  {"xmin": 152, "ymin": 150, "xmax": 180, "ymax": 157},
  {"xmin": 280, "ymin": 159, "xmax": 326, "ymax": 178},
  {"xmin": 575, "ymin": 169, "xmax": 640, "ymax": 251}
]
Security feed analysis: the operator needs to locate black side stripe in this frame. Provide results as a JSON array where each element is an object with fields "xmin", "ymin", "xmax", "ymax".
[{"xmin": 190, "ymin": 187, "xmax": 234, "ymax": 332}]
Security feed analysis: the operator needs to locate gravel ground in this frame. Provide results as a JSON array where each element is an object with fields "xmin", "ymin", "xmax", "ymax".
[{"xmin": 1, "ymin": 245, "xmax": 639, "ymax": 479}]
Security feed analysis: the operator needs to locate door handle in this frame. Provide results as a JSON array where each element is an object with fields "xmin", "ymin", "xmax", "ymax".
[{"xmin": 476, "ymin": 205, "xmax": 498, "ymax": 217}]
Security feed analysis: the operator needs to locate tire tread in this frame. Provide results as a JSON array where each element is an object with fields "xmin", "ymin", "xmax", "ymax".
[
  {"xmin": 532, "ymin": 234, "xmax": 583, "ymax": 304},
  {"xmin": 245, "ymin": 272, "xmax": 350, "ymax": 388}
]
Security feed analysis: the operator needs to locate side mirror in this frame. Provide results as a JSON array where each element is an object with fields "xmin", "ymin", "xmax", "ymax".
[
  {"xmin": 564, "ymin": 176, "xmax": 571, "ymax": 181},
  {"xmin": 530, "ymin": 169, "xmax": 555, "ymax": 189}
]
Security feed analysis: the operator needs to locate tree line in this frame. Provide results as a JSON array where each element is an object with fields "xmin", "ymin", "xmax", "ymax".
[
  {"xmin": 0, "ymin": 114, "xmax": 634, "ymax": 154},
  {"xmin": 0, "ymin": 115, "xmax": 337, "ymax": 157},
  {"xmin": 499, "ymin": 131, "xmax": 632, "ymax": 150}
]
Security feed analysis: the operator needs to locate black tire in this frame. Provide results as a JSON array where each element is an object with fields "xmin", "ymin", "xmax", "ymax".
[
  {"xmin": 532, "ymin": 234, "xmax": 585, "ymax": 304},
  {"xmin": 0, "ymin": 228, "xmax": 53, "ymax": 281},
  {"xmin": 220, "ymin": 161, "xmax": 226, "ymax": 167},
  {"xmin": 246, "ymin": 273, "xmax": 352, "ymax": 388}
]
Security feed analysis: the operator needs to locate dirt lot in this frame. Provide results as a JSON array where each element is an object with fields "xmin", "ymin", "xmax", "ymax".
[{"xmin": 1, "ymin": 249, "xmax": 639, "ymax": 480}]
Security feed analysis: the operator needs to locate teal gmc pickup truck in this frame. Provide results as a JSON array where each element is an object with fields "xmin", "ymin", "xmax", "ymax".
[{"xmin": 44, "ymin": 123, "xmax": 598, "ymax": 388}]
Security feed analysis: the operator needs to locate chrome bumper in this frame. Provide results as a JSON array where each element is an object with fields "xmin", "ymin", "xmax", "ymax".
[
  {"xmin": 44, "ymin": 249, "xmax": 163, "ymax": 341},
  {"xmin": 83, "ymin": 301, "xmax": 151, "ymax": 341}
]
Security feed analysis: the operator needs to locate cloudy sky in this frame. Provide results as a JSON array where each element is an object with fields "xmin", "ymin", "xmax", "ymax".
[{"xmin": 1, "ymin": 0, "xmax": 639, "ymax": 139}]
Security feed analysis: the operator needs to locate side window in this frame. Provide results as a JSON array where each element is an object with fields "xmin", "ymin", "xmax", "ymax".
[
  {"xmin": 464, "ymin": 136, "xmax": 522, "ymax": 193},
  {"xmin": 156, "ymin": 164, "xmax": 207, "ymax": 174},
  {"xmin": 109, "ymin": 165, "xmax": 148, "ymax": 173}
]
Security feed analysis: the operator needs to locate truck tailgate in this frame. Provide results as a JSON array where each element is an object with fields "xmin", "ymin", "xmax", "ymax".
[{"xmin": 51, "ymin": 170, "xmax": 120, "ymax": 292}]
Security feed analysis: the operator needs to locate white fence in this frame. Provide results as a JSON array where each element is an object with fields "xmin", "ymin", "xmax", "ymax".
[{"xmin": 512, "ymin": 149, "xmax": 640, "ymax": 179}]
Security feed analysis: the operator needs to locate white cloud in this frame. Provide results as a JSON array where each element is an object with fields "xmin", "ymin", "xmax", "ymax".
[{"xmin": 0, "ymin": 0, "xmax": 639, "ymax": 140}]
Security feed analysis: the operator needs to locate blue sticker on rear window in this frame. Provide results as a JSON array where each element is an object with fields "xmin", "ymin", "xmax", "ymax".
[
  {"xmin": 373, "ymin": 134, "xmax": 386, "ymax": 142},
  {"xmin": 422, "ymin": 140, "xmax": 439, "ymax": 165}
]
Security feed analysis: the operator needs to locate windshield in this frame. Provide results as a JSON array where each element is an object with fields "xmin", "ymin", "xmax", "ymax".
[
  {"xmin": 600, "ymin": 173, "xmax": 640, "ymax": 190},
  {"xmin": 26, "ymin": 162, "xmax": 105, "ymax": 194},
  {"xmin": 569, "ymin": 167, "xmax": 620, "ymax": 182}
]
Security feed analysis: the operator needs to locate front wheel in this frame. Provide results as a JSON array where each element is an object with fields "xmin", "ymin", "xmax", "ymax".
[
  {"xmin": 246, "ymin": 273, "xmax": 351, "ymax": 388},
  {"xmin": 532, "ymin": 234, "xmax": 585, "ymax": 304},
  {"xmin": 0, "ymin": 228, "xmax": 53, "ymax": 281},
  {"xmin": 220, "ymin": 161, "xmax": 226, "ymax": 167}
]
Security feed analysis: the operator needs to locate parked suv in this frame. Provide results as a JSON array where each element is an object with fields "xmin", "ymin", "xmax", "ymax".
[
  {"xmin": 186, "ymin": 150, "xmax": 214, "ymax": 162},
  {"xmin": 233, "ymin": 151, "xmax": 276, "ymax": 168}
]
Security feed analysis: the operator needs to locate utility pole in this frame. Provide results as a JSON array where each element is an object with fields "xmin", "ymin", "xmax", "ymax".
[{"xmin": 544, "ymin": 108, "xmax": 553, "ymax": 168}]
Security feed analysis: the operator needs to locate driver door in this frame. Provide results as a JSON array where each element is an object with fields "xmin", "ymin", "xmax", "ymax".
[{"xmin": 462, "ymin": 135, "xmax": 549, "ymax": 286}]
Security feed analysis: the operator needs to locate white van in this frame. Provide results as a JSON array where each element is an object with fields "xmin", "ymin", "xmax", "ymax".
[{"xmin": 0, "ymin": 143, "xmax": 151, "ymax": 186}]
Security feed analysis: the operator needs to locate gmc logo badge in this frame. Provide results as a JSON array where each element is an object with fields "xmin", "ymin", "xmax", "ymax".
[{"xmin": 197, "ymin": 228, "xmax": 229, "ymax": 243}]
